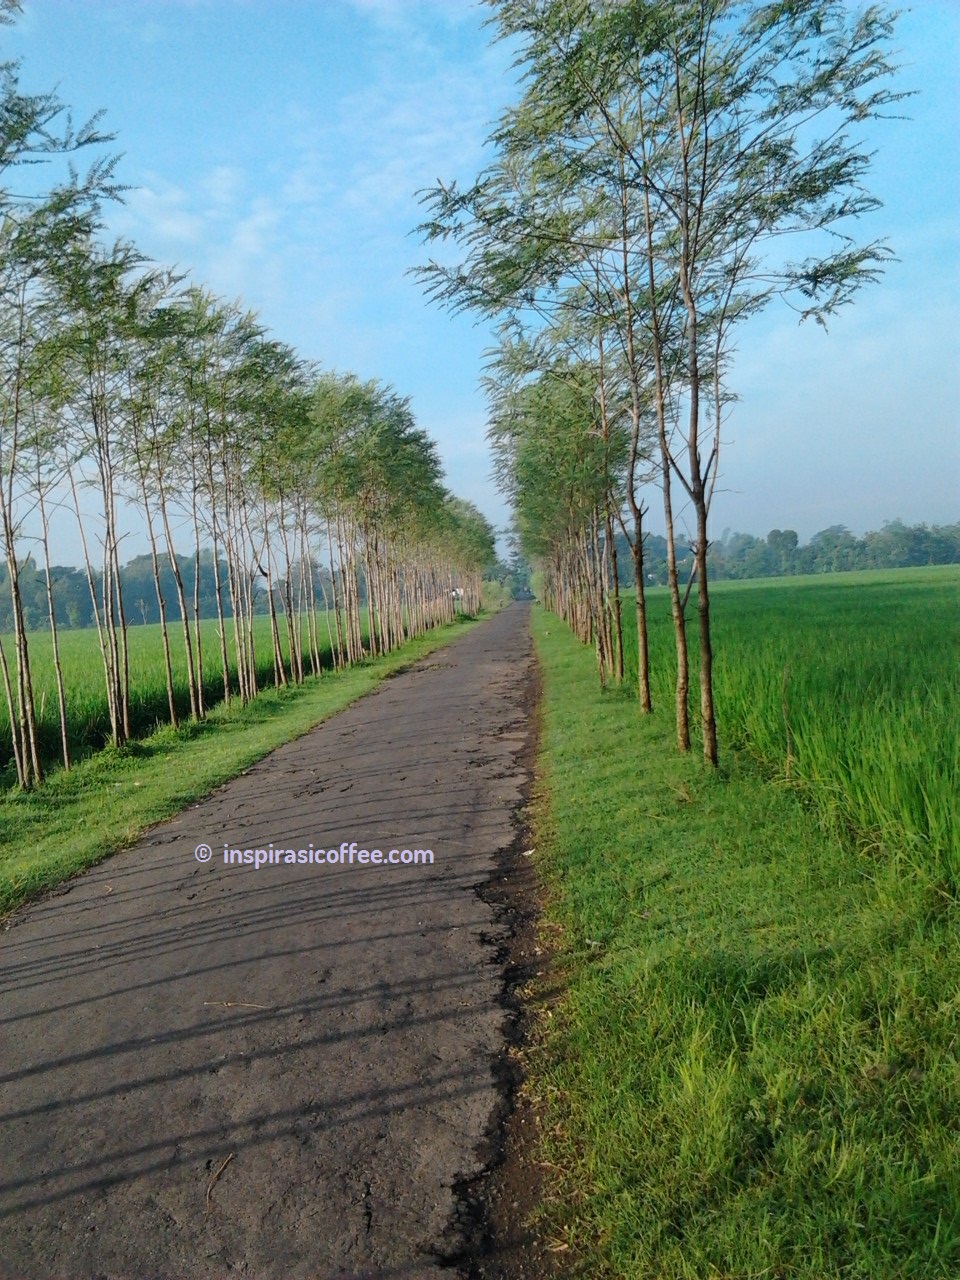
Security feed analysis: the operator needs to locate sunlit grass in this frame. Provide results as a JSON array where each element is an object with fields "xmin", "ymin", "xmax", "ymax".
[
  {"xmin": 526, "ymin": 575, "xmax": 960, "ymax": 1278},
  {"xmin": 0, "ymin": 609, "xmax": 369, "ymax": 785},
  {"xmin": 627, "ymin": 566, "xmax": 960, "ymax": 891}
]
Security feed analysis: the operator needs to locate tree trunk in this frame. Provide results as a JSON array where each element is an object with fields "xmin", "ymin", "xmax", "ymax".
[
  {"xmin": 37, "ymin": 480, "xmax": 71, "ymax": 770},
  {"xmin": 629, "ymin": 508, "xmax": 652, "ymax": 713},
  {"xmin": 638, "ymin": 117, "xmax": 689, "ymax": 751},
  {"xmin": 157, "ymin": 470, "xmax": 199, "ymax": 720}
]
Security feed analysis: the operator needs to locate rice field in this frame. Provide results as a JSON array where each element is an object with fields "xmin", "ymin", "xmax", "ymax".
[
  {"xmin": 529, "ymin": 581, "xmax": 960, "ymax": 1278},
  {"xmin": 529, "ymin": 567, "xmax": 960, "ymax": 1275},
  {"xmin": 623, "ymin": 565, "xmax": 959, "ymax": 889},
  {"xmin": 0, "ymin": 612, "xmax": 356, "ymax": 786}
]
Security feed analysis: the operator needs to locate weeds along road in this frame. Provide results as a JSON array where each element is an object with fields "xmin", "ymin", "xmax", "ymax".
[{"xmin": 0, "ymin": 603, "xmax": 535, "ymax": 1280}]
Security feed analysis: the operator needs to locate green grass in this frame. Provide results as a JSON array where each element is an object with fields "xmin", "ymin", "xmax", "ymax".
[
  {"xmin": 0, "ymin": 613, "xmax": 479, "ymax": 917},
  {"xmin": 527, "ymin": 576, "xmax": 960, "ymax": 1278},
  {"xmin": 0, "ymin": 612, "xmax": 357, "ymax": 783},
  {"xmin": 633, "ymin": 566, "xmax": 960, "ymax": 891}
]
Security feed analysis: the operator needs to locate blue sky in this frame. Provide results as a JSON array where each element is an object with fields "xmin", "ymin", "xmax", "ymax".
[{"xmin": 6, "ymin": 0, "xmax": 959, "ymax": 558}]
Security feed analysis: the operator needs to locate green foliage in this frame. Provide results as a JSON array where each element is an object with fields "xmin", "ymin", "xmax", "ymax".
[
  {"xmin": 481, "ymin": 578, "xmax": 512, "ymax": 611},
  {"xmin": 489, "ymin": 360, "xmax": 624, "ymax": 564},
  {"xmin": 626, "ymin": 568, "xmax": 959, "ymax": 890},
  {"xmin": 528, "ymin": 582, "xmax": 960, "ymax": 1277},
  {"xmin": 0, "ymin": 614, "xmax": 337, "ymax": 782}
]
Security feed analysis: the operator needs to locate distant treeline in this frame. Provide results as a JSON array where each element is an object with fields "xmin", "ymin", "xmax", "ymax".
[
  {"xmin": 614, "ymin": 520, "xmax": 960, "ymax": 586},
  {"xmin": 7, "ymin": 518, "xmax": 955, "ymax": 634},
  {"xmin": 0, "ymin": 552, "xmax": 343, "ymax": 633}
]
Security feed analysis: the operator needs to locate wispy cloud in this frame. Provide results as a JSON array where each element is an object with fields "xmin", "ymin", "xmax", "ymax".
[
  {"xmin": 201, "ymin": 165, "xmax": 244, "ymax": 213},
  {"xmin": 117, "ymin": 177, "xmax": 206, "ymax": 247},
  {"xmin": 342, "ymin": 0, "xmax": 485, "ymax": 28}
]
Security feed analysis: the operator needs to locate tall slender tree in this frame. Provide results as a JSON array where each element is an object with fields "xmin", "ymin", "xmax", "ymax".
[{"xmin": 420, "ymin": 0, "xmax": 904, "ymax": 763}]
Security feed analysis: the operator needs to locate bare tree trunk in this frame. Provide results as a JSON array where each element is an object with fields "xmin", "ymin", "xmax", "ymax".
[
  {"xmin": 140, "ymin": 486, "xmax": 178, "ymax": 730},
  {"xmin": 66, "ymin": 459, "xmax": 115, "ymax": 742},
  {"xmin": 204, "ymin": 456, "xmax": 232, "ymax": 707},
  {"xmin": 301, "ymin": 515, "xmax": 321, "ymax": 676},
  {"xmin": 157, "ymin": 470, "xmax": 199, "ymax": 720},
  {"xmin": 0, "ymin": 634, "xmax": 24, "ymax": 787},
  {"xmin": 237, "ymin": 502, "xmax": 262, "ymax": 696},
  {"xmin": 326, "ymin": 520, "xmax": 345, "ymax": 668},
  {"xmin": 362, "ymin": 528, "xmax": 378, "ymax": 659},
  {"xmin": 316, "ymin": 566, "xmax": 337, "ymax": 672},
  {"xmin": 0, "ymin": 292, "xmax": 43, "ymax": 783},
  {"xmin": 6, "ymin": 549, "xmax": 43, "ymax": 785},
  {"xmin": 277, "ymin": 496, "xmax": 301, "ymax": 683},
  {"xmin": 616, "ymin": 150, "xmax": 653, "ymax": 712},
  {"xmin": 95, "ymin": 391, "xmax": 130, "ymax": 746},
  {"xmin": 190, "ymin": 481, "xmax": 206, "ymax": 719},
  {"xmin": 245, "ymin": 570, "xmax": 258, "ymax": 697},
  {"xmin": 112, "ymin": 542, "xmax": 131, "ymax": 743},
  {"xmin": 99, "ymin": 527, "xmax": 121, "ymax": 746},
  {"xmin": 625, "ymin": 507, "xmax": 652, "ymax": 713},
  {"xmin": 0, "ymin": 510, "xmax": 43, "ymax": 785},
  {"xmin": 605, "ymin": 506, "xmax": 624, "ymax": 684},
  {"xmin": 638, "ymin": 127, "xmax": 689, "ymax": 750},
  {"xmin": 263, "ymin": 521, "xmax": 287, "ymax": 690},
  {"xmin": 210, "ymin": 526, "xmax": 232, "ymax": 706},
  {"xmin": 224, "ymin": 497, "xmax": 249, "ymax": 705},
  {"xmin": 676, "ymin": 72, "xmax": 717, "ymax": 767},
  {"xmin": 37, "ymin": 477, "xmax": 71, "ymax": 770}
]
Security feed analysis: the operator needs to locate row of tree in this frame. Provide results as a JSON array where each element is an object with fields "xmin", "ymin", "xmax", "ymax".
[
  {"xmin": 0, "ymin": 528, "xmax": 508, "ymax": 633},
  {"xmin": 0, "ymin": 553, "xmax": 232, "ymax": 632},
  {"xmin": 488, "ymin": 519, "xmax": 960, "ymax": 604},
  {"xmin": 708, "ymin": 522, "xmax": 960, "ymax": 581},
  {"xmin": 0, "ymin": 3, "xmax": 495, "ymax": 789},
  {"xmin": 593, "ymin": 521, "xmax": 960, "ymax": 587},
  {"xmin": 418, "ymin": 0, "xmax": 903, "ymax": 763}
]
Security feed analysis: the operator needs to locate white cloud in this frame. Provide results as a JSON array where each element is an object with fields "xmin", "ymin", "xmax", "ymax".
[
  {"xmin": 342, "ymin": 0, "xmax": 484, "ymax": 28},
  {"xmin": 231, "ymin": 199, "xmax": 281, "ymax": 257},
  {"xmin": 201, "ymin": 165, "xmax": 244, "ymax": 212},
  {"xmin": 119, "ymin": 178, "xmax": 206, "ymax": 246}
]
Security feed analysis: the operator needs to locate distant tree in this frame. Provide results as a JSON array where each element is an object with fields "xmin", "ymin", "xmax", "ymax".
[{"xmin": 767, "ymin": 529, "xmax": 799, "ymax": 576}]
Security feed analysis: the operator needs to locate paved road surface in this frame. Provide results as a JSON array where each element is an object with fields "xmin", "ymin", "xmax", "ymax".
[{"xmin": 0, "ymin": 604, "xmax": 535, "ymax": 1279}]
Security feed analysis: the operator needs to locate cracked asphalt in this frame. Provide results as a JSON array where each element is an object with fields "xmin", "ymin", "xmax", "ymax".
[{"xmin": 0, "ymin": 603, "xmax": 535, "ymax": 1279}]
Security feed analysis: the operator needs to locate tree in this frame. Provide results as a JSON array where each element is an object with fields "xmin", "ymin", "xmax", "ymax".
[
  {"xmin": 420, "ymin": 0, "xmax": 904, "ymax": 763},
  {"xmin": 0, "ymin": 5, "xmax": 117, "ymax": 782},
  {"xmin": 0, "ymin": 2, "xmax": 499, "ymax": 786},
  {"xmin": 487, "ymin": 339, "xmax": 627, "ymax": 685}
]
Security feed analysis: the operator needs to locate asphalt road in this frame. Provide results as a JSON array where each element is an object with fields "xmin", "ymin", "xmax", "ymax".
[{"xmin": 0, "ymin": 603, "xmax": 535, "ymax": 1279}]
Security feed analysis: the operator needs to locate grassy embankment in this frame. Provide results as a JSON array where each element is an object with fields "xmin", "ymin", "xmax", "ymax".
[
  {"xmin": 0, "ymin": 612, "xmax": 367, "ymax": 776},
  {"xmin": 528, "ymin": 566, "xmax": 959, "ymax": 1278},
  {"xmin": 0, "ymin": 611, "xmax": 480, "ymax": 917}
]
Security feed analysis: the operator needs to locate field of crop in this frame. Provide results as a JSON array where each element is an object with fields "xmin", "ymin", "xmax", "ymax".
[
  {"xmin": 527, "ymin": 566, "xmax": 960, "ymax": 1277},
  {"xmin": 0, "ymin": 612, "xmax": 363, "ymax": 786},
  {"xmin": 629, "ymin": 565, "xmax": 959, "ymax": 889}
]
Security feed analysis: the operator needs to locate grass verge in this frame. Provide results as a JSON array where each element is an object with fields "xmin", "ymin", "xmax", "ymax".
[
  {"xmin": 0, "ymin": 614, "xmax": 480, "ymax": 918},
  {"xmin": 526, "ymin": 605, "xmax": 959, "ymax": 1278}
]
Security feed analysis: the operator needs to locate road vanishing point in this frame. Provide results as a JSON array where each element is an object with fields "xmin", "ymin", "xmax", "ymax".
[{"xmin": 0, "ymin": 604, "xmax": 536, "ymax": 1280}]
